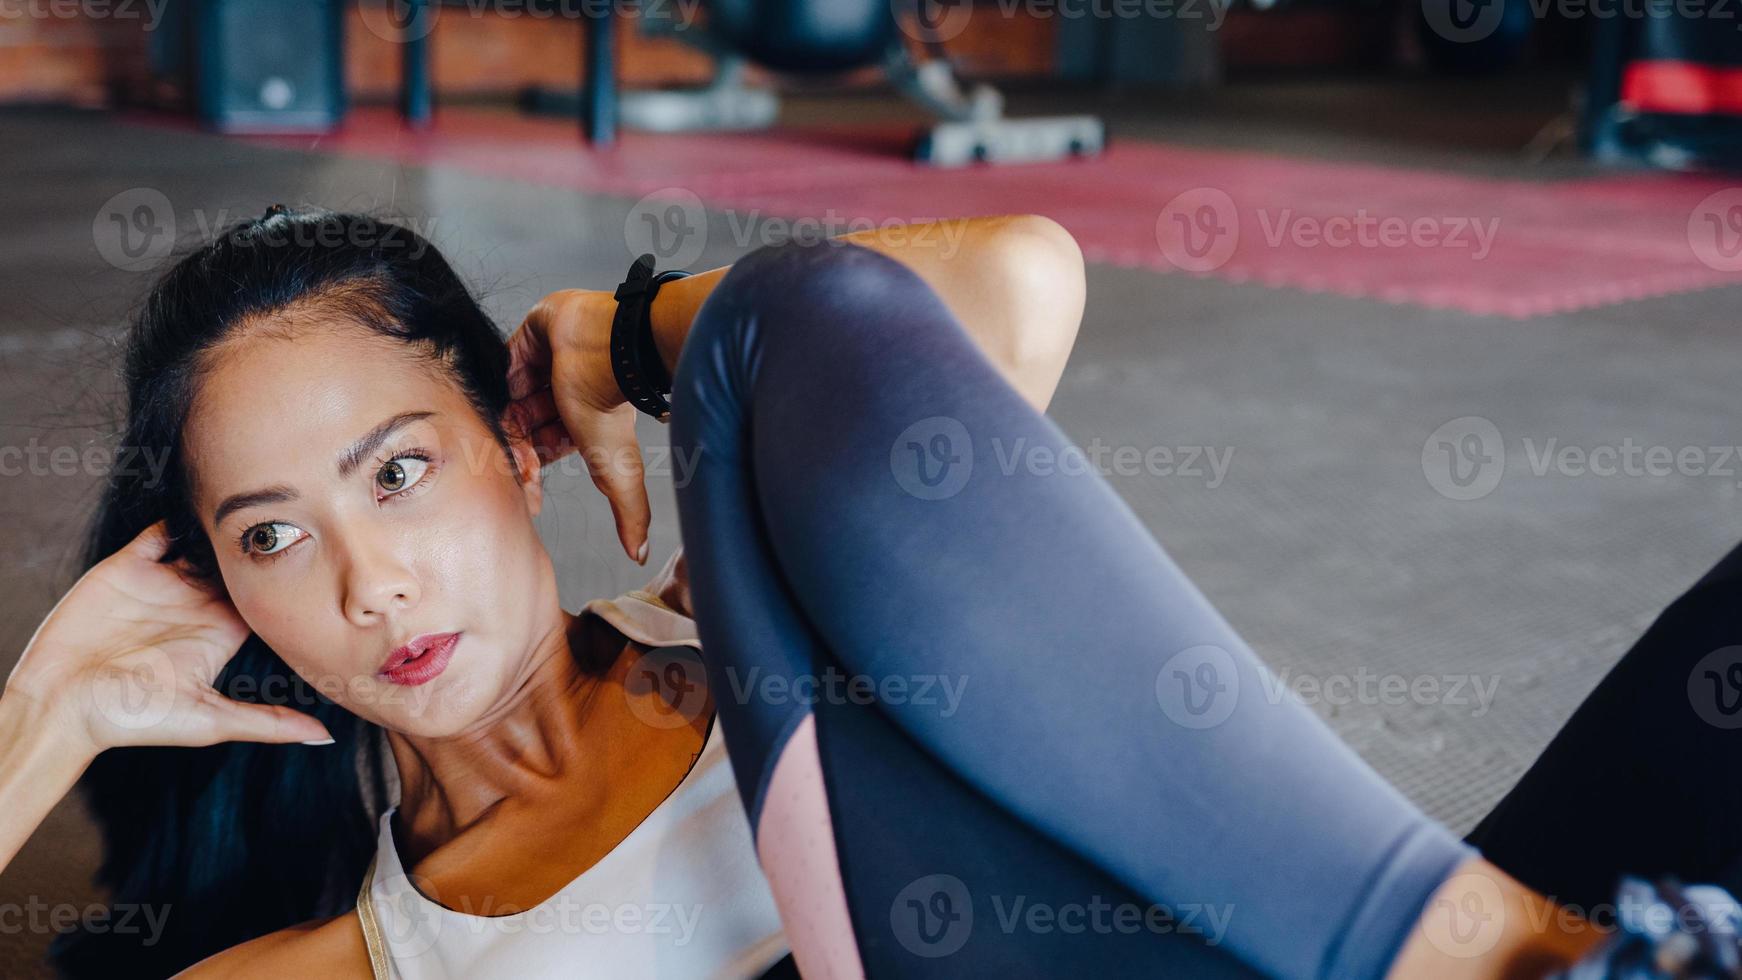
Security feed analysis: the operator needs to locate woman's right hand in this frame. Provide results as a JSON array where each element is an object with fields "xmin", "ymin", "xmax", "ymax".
[
  {"xmin": 506, "ymin": 288, "xmax": 655, "ymax": 564},
  {"xmin": 4, "ymin": 521, "xmax": 332, "ymax": 762}
]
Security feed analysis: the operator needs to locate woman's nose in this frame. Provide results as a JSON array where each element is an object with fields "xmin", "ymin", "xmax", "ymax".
[{"xmin": 339, "ymin": 534, "xmax": 420, "ymax": 626}]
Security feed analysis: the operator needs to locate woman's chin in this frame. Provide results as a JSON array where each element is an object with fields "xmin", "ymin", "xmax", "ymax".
[{"xmin": 365, "ymin": 669, "xmax": 495, "ymax": 738}]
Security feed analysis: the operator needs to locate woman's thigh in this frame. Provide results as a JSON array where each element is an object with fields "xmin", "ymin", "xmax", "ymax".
[{"xmin": 669, "ymin": 238, "xmax": 1470, "ymax": 979}]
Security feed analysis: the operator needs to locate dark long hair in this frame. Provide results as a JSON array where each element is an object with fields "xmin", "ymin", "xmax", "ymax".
[{"xmin": 50, "ymin": 208, "xmax": 518, "ymax": 978}]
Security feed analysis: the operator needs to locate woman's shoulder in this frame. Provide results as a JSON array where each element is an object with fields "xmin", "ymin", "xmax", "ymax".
[{"xmin": 172, "ymin": 913, "xmax": 371, "ymax": 979}]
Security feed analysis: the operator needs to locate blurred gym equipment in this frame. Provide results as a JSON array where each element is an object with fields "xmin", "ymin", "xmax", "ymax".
[
  {"xmin": 535, "ymin": 0, "xmax": 1107, "ymax": 165},
  {"xmin": 1581, "ymin": 3, "xmax": 1742, "ymax": 170}
]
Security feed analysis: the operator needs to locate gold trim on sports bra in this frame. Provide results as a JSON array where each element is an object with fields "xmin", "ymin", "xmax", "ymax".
[{"xmin": 355, "ymin": 854, "xmax": 390, "ymax": 980}]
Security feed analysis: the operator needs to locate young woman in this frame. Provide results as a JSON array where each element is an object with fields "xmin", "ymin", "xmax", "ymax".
[{"xmin": 0, "ymin": 208, "xmax": 1736, "ymax": 979}]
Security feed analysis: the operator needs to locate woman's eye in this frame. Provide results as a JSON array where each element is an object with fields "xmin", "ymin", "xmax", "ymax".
[
  {"xmin": 376, "ymin": 455, "xmax": 430, "ymax": 496},
  {"xmin": 243, "ymin": 522, "xmax": 304, "ymax": 556}
]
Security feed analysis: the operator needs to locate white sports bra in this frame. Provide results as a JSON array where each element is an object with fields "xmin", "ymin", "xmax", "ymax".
[{"xmin": 354, "ymin": 591, "xmax": 789, "ymax": 979}]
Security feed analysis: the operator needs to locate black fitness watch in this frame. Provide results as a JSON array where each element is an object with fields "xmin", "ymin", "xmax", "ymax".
[{"xmin": 610, "ymin": 253, "xmax": 691, "ymax": 423}]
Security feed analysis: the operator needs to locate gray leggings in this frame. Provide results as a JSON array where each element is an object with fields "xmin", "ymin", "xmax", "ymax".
[{"xmin": 668, "ymin": 238, "xmax": 1474, "ymax": 978}]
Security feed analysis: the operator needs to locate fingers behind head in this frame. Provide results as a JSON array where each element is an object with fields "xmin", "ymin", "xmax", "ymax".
[
  {"xmin": 124, "ymin": 520, "xmax": 174, "ymax": 562},
  {"xmin": 195, "ymin": 693, "xmax": 333, "ymax": 747},
  {"xmin": 505, "ymin": 306, "xmax": 554, "ymax": 402}
]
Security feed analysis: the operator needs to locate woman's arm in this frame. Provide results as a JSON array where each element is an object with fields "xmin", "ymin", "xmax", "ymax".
[
  {"xmin": 506, "ymin": 215, "xmax": 1087, "ymax": 561},
  {"xmin": 0, "ymin": 694, "xmax": 90, "ymax": 871},
  {"xmin": 651, "ymin": 215, "xmax": 1086, "ymax": 412},
  {"xmin": 173, "ymin": 914, "xmax": 370, "ymax": 978},
  {"xmin": 0, "ymin": 522, "xmax": 333, "ymax": 877}
]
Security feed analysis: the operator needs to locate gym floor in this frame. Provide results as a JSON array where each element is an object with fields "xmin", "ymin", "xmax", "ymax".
[{"xmin": 4, "ymin": 73, "xmax": 1741, "ymax": 976}]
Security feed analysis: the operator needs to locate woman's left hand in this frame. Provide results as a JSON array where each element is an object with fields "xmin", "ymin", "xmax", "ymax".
[{"xmin": 506, "ymin": 288, "xmax": 653, "ymax": 564}]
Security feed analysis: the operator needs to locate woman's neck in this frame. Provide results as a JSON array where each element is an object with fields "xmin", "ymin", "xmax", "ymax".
[{"xmin": 383, "ymin": 610, "xmax": 625, "ymax": 856}]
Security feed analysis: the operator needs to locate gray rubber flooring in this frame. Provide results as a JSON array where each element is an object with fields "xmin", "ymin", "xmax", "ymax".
[{"xmin": 4, "ymin": 79, "xmax": 1741, "ymax": 976}]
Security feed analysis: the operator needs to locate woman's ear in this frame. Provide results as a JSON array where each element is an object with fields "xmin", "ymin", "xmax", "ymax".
[{"xmin": 502, "ymin": 415, "xmax": 545, "ymax": 516}]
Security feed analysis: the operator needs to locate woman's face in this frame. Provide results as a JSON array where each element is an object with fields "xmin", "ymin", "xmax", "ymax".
[{"xmin": 183, "ymin": 315, "xmax": 560, "ymax": 737}]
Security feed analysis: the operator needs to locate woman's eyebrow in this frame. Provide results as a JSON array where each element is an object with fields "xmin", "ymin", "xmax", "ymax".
[
  {"xmin": 211, "ymin": 411, "xmax": 437, "ymax": 526},
  {"xmin": 213, "ymin": 485, "xmax": 297, "ymax": 527},
  {"xmin": 336, "ymin": 410, "xmax": 436, "ymax": 478}
]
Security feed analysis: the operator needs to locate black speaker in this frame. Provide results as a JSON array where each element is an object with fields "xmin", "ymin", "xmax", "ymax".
[{"xmin": 193, "ymin": 0, "xmax": 345, "ymax": 133}]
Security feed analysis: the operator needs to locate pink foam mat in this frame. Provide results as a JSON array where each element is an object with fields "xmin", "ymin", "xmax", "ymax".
[{"xmin": 153, "ymin": 107, "xmax": 1742, "ymax": 319}]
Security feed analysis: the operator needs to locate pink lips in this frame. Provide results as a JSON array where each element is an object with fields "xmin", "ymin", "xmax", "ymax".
[{"xmin": 378, "ymin": 632, "xmax": 461, "ymax": 686}]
